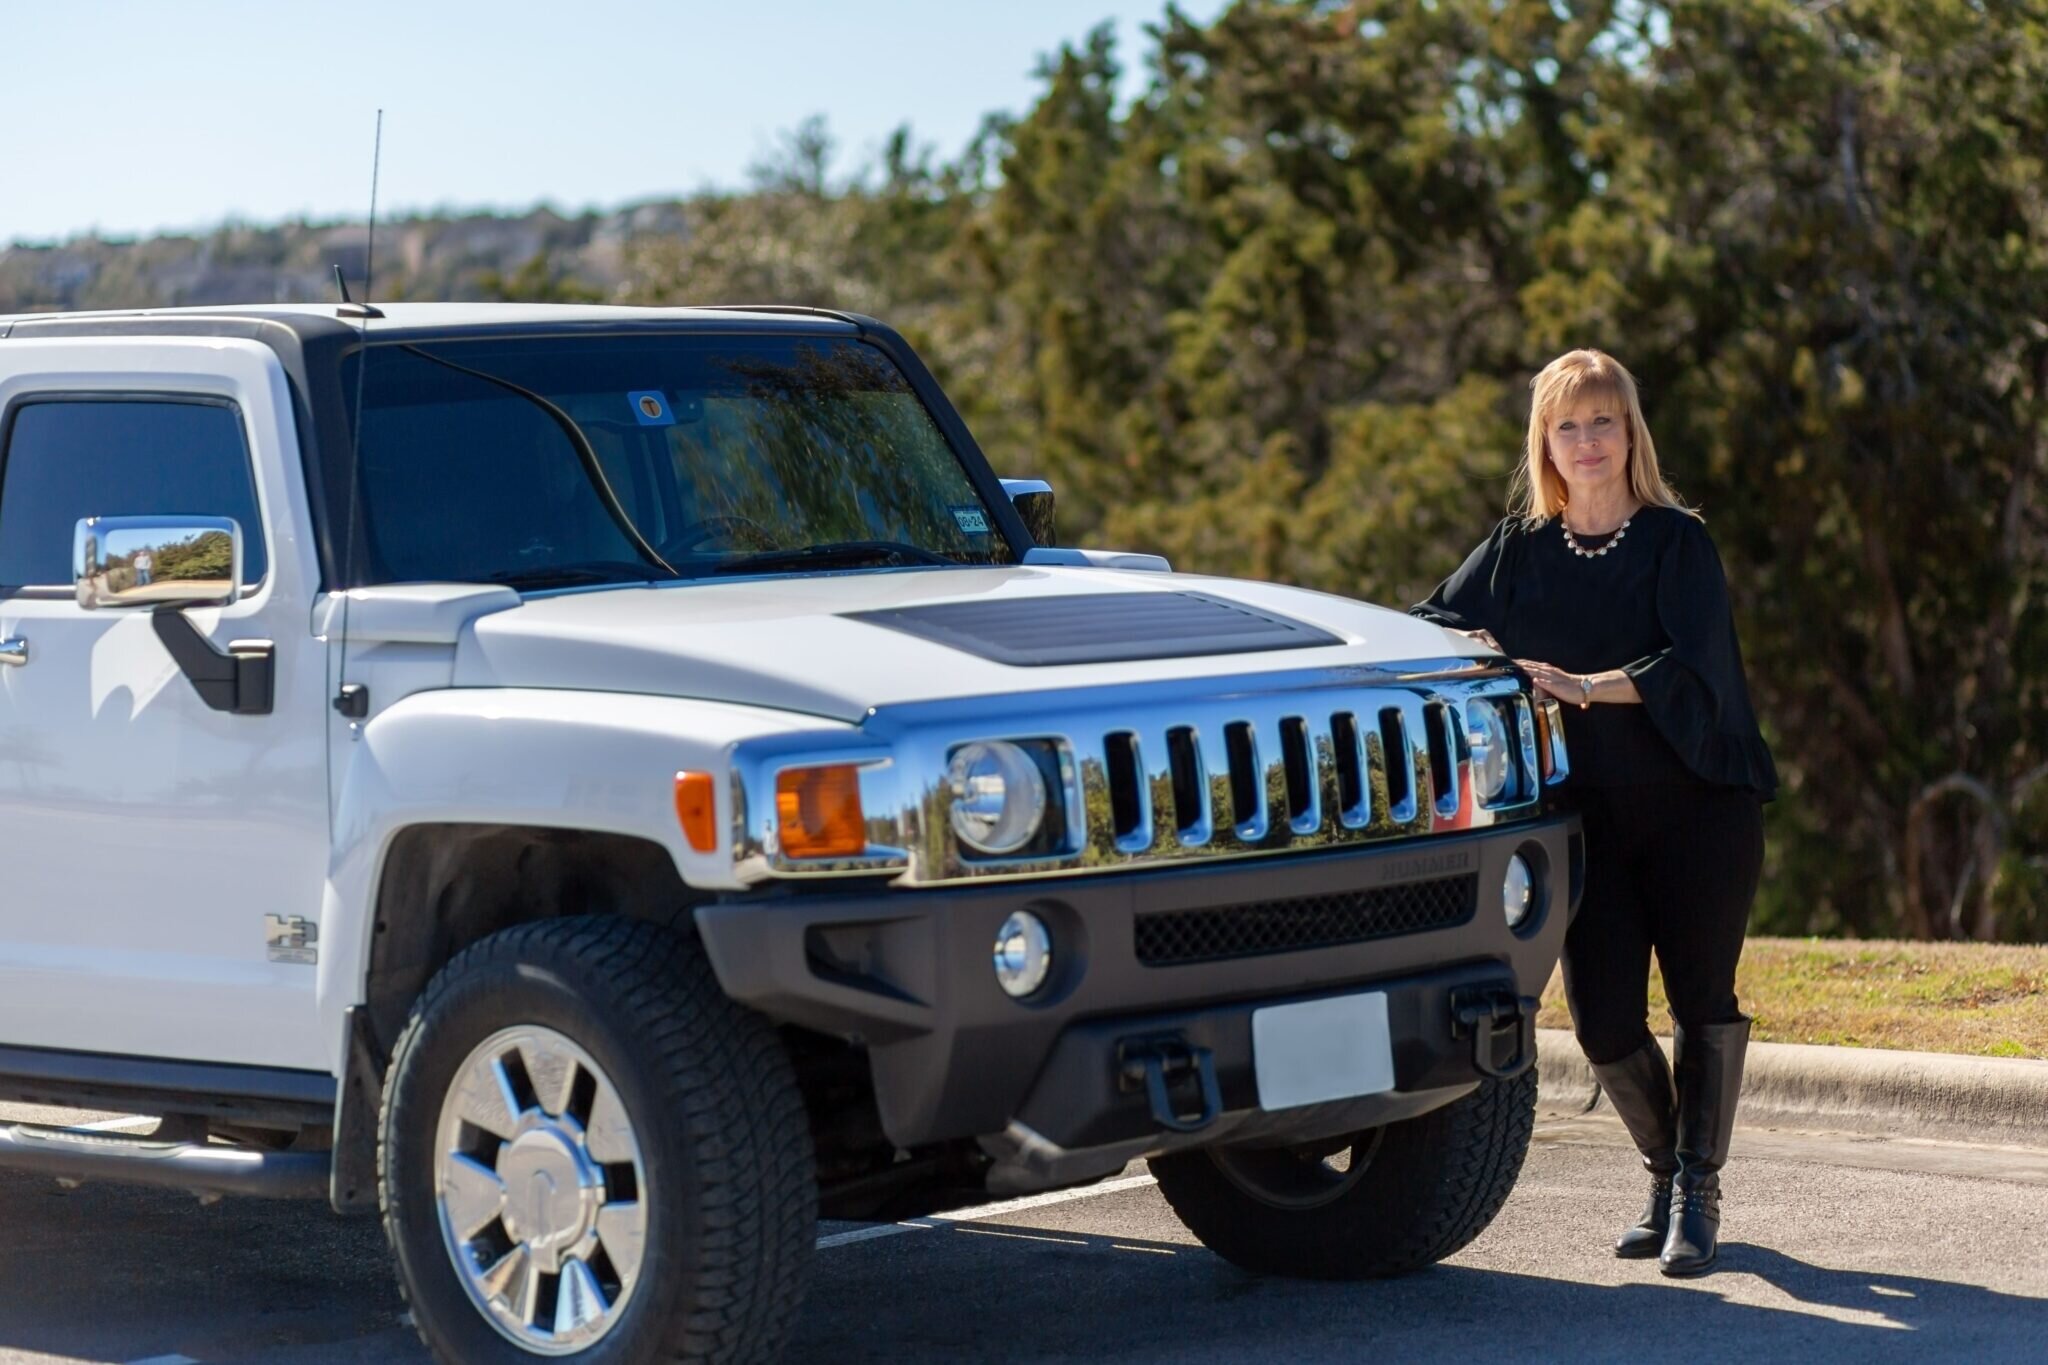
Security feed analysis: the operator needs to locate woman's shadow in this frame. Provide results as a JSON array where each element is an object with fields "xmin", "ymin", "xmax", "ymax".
[{"xmin": 1717, "ymin": 1241, "xmax": 2048, "ymax": 1342}]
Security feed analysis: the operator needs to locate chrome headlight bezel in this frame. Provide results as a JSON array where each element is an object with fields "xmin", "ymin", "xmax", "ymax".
[
  {"xmin": 947, "ymin": 739, "xmax": 1053, "ymax": 857},
  {"xmin": 1465, "ymin": 697, "xmax": 1514, "ymax": 806}
]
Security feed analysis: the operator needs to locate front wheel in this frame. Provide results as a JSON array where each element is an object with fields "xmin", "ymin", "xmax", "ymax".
[
  {"xmin": 380, "ymin": 916, "xmax": 816, "ymax": 1364},
  {"xmin": 1151, "ymin": 1067, "xmax": 1537, "ymax": 1279}
]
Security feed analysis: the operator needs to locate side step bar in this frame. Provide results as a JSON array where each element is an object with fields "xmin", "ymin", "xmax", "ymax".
[{"xmin": 0, "ymin": 1121, "xmax": 330, "ymax": 1200}]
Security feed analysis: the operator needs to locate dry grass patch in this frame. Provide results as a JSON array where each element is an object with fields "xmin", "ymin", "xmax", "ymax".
[{"xmin": 1535, "ymin": 936, "xmax": 2048, "ymax": 1059}]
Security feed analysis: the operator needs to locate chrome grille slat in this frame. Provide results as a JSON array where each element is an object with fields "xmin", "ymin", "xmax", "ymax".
[
  {"xmin": 1132, "ymin": 725, "xmax": 1177, "ymax": 854},
  {"xmin": 1165, "ymin": 725, "xmax": 1212, "ymax": 847},
  {"xmin": 1377, "ymin": 705, "xmax": 1418, "ymax": 826},
  {"xmin": 1224, "ymin": 720, "xmax": 1266, "ymax": 842},
  {"xmin": 1514, "ymin": 696, "xmax": 1542, "ymax": 799},
  {"xmin": 1279, "ymin": 715, "xmax": 1320, "ymax": 836},
  {"xmin": 1330, "ymin": 710, "xmax": 1371, "ymax": 829},
  {"xmin": 1257, "ymin": 716, "xmax": 1290, "ymax": 846},
  {"xmin": 1310, "ymin": 718, "xmax": 1342, "ymax": 840},
  {"xmin": 1426, "ymin": 699, "xmax": 1462, "ymax": 820},
  {"xmin": 1100, "ymin": 730, "xmax": 1152, "ymax": 854}
]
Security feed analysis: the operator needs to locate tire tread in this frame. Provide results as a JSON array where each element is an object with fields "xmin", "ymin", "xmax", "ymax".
[
  {"xmin": 379, "ymin": 915, "xmax": 814, "ymax": 1364},
  {"xmin": 1152, "ymin": 1066, "xmax": 1537, "ymax": 1280}
]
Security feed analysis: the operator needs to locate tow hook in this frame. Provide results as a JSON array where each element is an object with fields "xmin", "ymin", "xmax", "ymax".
[
  {"xmin": 1450, "ymin": 985, "xmax": 1539, "ymax": 1080},
  {"xmin": 1117, "ymin": 1035, "xmax": 1222, "ymax": 1134}
]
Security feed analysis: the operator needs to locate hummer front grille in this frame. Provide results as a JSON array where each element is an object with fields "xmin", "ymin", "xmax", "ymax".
[
  {"xmin": 730, "ymin": 659, "xmax": 1565, "ymax": 887},
  {"xmin": 1089, "ymin": 694, "xmax": 1479, "ymax": 857}
]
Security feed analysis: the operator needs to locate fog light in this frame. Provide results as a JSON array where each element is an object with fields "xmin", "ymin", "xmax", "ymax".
[
  {"xmin": 1503, "ymin": 854, "xmax": 1534, "ymax": 930},
  {"xmin": 948, "ymin": 741, "xmax": 1048, "ymax": 856},
  {"xmin": 993, "ymin": 910, "xmax": 1053, "ymax": 999}
]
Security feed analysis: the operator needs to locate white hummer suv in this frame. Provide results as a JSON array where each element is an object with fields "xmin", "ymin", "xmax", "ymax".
[{"xmin": 0, "ymin": 303, "xmax": 1579, "ymax": 1364}]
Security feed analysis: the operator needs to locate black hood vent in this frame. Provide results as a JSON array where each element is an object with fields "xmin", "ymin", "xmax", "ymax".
[{"xmin": 844, "ymin": 591, "xmax": 1343, "ymax": 667}]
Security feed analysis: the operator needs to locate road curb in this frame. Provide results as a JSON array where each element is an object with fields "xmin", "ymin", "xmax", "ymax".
[{"xmin": 1536, "ymin": 1027, "xmax": 2048, "ymax": 1146}]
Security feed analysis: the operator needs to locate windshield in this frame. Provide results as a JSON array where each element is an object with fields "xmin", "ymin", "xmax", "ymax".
[{"xmin": 339, "ymin": 334, "xmax": 1014, "ymax": 587}]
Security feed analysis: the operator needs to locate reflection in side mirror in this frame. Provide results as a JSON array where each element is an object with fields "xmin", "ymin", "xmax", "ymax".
[
  {"xmin": 74, "ymin": 516, "xmax": 243, "ymax": 610},
  {"xmin": 1000, "ymin": 478, "xmax": 1057, "ymax": 547}
]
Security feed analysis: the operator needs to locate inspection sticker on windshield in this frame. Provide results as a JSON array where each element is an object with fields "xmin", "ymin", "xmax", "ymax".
[
  {"xmin": 628, "ymin": 390, "xmax": 676, "ymax": 427},
  {"xmin": 950, "ymin": 506, "xmax": 990, "ymax": 534}
]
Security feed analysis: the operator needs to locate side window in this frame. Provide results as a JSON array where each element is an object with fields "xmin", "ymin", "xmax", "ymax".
[{"xmin": 0, "ymin": 398, "xmax": 269, "ymax": 589}]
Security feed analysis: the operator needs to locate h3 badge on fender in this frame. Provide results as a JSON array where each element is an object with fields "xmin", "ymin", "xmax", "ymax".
[{"xmin": 265, "ymin": 914, "xmax": 319, "ymax": 966}]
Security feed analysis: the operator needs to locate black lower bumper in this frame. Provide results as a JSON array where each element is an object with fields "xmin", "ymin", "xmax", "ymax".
[{"xmin": 696, "ymin": 813, "xmax": 1580, "ymax": 1184}]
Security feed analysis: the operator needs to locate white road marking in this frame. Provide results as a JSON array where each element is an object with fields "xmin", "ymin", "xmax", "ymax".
[
  {"xmin": 815, "ymin": 1220, "xmax": 932, "ymax": 1249},
  {"xmin": 127, "ymin": 1354, "xmax": 200, "ymax": 1365},
  {"xmin": 815, "ymin": 1172, "xmax": 1158, "ymax": 1250},
  {"xmin": 953, "ymin": 1227, "xmax": 1090, "ymax": 1245}
]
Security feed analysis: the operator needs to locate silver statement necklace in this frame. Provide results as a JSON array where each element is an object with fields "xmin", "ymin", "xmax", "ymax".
[{"xmin": 1562, "ymin": 513, "xmax": 1632, "ymax": 559}]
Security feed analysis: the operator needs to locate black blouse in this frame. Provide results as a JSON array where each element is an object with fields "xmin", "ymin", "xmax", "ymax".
[{"xmin": 1411, "ymin": 506, "xmax": 1777, "ymax": 799}]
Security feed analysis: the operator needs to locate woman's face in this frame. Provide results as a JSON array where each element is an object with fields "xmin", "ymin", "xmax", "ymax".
[{"xmin": 1545, "ymin": 400, "xmax": 1630, "ymax": 505}]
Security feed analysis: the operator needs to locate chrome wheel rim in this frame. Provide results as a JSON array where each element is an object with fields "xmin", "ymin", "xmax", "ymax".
[
  {"xmin": 434, "ymin": 1025, "xmax": 647, "ymax": 1355},
  {"xmin": 1208, "ymin": 1128, "xmax": 1385, "ymax": 1210}
]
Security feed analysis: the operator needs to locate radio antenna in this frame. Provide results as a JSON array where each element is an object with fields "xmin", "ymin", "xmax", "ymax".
[{"xmin": 330, "ymin": 109, "xmax": 383, "ymax": 746}]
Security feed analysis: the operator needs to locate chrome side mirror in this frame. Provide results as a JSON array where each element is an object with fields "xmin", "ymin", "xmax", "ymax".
[
  {"xmin": 75, "ymin": 516, "xmax": 243, "ymax": 610},
  {"xmin": 1000, "ymin": 478, "xmax": 1057, "ymax": 546}
]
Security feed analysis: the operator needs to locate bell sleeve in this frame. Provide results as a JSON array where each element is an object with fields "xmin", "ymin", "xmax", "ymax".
[
  {"xmin": 1410, "ymin": 517, "xmax": 1519, "ymax": 636},
  {"xmin": 1621, "ymin": 519, "xmax": 1779, "ymax": 799}
]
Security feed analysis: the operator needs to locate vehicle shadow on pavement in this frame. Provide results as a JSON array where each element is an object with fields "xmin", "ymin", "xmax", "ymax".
[
  {"xmin": 797, "ymin": 1224, "xmax": 2048, "ymax": 1364},
  {"xmin": 0, "ymin": 1173, "xmax": 407, "ymax": 1365},
  {"xmin": 6, "ymin": 1171, "xmax": 2043, "ymax": 1365}
]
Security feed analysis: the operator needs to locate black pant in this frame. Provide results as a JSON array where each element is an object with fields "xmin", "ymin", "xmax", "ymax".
[{"xmin": 1561, "ymin": 782, "xmax": 1764, "ymax": 1065}]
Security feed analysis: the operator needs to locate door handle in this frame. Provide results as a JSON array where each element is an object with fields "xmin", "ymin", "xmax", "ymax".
[{"xmin": 0, "ymin": 638, "xmax": 25, "ymax": 667}]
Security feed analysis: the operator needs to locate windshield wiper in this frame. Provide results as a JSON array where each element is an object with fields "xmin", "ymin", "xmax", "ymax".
[
  {"xmin": 488, "ymin": 565, "xmax": 649, "ymax": 591},
  {"xmin": 398, "ymin": 344, "xmax": 678, "ymax": 578},
  {"xmin": 709, "ymin": 540, "xmax": 957, "ymax": 575}
]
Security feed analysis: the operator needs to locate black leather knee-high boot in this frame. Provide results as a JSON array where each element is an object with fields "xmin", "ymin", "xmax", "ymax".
[
  {"xmin": 1661, "ymin": 1018, "xmax": 1751, "ymax": 1277},
  {"xmin": 1587, "ymin": 1039, "xmax": 1678, "ymax": 1258}
]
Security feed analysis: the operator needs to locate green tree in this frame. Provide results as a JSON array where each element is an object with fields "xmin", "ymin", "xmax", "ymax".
[
  {"xmin": 1524, "ymin": 0, "xmax": 2048, "ymax": 937},
  {"xmin": 609, "ymin": 0, "xmax": 2048, "ymax": 939},
  {"xmin": 475, "ymin": 250, "xmax": 604, "ymax": 303},
  {"xmin": 152, "ymin": 529, "xmax": 234, "ymax": 580},
  {"xmin": 954, "ymin": 1, "xmax": 2048, "ymax": 938}
]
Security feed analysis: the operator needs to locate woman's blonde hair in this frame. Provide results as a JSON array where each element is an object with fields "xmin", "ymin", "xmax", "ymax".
[{"xmin": 1511, "ymin": 349, "xmax": 1698, "ymax": 523}]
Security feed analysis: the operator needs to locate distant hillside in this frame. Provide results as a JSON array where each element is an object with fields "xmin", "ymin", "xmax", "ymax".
[{"xmin": 0, "ymin": 201, "xmax": 691, "ymax": 313}]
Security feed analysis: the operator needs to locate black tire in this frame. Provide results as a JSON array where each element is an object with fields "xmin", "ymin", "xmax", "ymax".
[
  {"xmin": 1151, "ymin": 1067, "xmax": 1537, "ymax": 1279},
  {"xmin": 380, "ymin": 916, "xmax": 816, "ymax": 1364}
]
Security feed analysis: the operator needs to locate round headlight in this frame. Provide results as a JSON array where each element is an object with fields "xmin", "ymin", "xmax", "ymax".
[
  {"xmin": 947, "ymin": 741, "xmax": 1048, "ymax": 855},
  {"xmin": 1467, "ymin": 700, "xmax": 1511, "ymax": 804},
  {"xmin": 993, "ymin": 910, "xmax": 1053, "ymax": 998},
  {"xmin": 1503, "ymin": 853, "xmax": 1534, "ymax": 930}
]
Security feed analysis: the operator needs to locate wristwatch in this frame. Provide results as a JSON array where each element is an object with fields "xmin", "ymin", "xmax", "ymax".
[{"xmin": 1578, "ymin": 675, "xmax": 1593, "ymax": 710}]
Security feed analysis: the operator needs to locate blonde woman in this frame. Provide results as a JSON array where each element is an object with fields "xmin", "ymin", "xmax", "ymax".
[{"xmin": 1412, "ymin": 349, "xmax": 1775, "ymax": 1277}]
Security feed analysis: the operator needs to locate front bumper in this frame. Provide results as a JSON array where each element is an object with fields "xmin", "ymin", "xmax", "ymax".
[{"xmin": 695, "ymin": 812, "xmax": 1581, "ymax": 1184}]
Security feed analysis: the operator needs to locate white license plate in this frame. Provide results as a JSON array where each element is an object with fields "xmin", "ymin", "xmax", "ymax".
[{"xmin": 1252, "ymin": 991, "xmax": 1395, "ymax": 1111}]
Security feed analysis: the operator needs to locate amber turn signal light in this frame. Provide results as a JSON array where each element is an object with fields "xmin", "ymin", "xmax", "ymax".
[
  {"xmin": 776, "ymin": 765, "xmax": 866, "ymax": 859},
  {"xmin": 674, "ymin": 771, "xmax": 718, "ymax": 853}
]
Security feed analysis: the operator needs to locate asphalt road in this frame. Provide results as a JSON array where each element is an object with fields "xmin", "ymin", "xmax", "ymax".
[{"xmin": 1, "ymin": 1108, "xmax": 2043, "ymax": 1365}]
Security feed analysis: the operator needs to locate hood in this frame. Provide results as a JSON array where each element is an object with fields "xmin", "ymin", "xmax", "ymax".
[{"xmin": 452, "ymin": 567, "xmax": 1478, "ymax": 723}]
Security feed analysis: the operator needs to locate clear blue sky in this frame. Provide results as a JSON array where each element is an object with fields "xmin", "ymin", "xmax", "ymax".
[{"xmin": 3, "ymin": 0, "xmax": 1224, "ymax": 244}]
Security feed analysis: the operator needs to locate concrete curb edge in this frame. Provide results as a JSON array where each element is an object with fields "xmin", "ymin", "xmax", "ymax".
[{"xmin": 1535, "ymin": 1027, "xmax": 2048, "ymax": 1146}]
